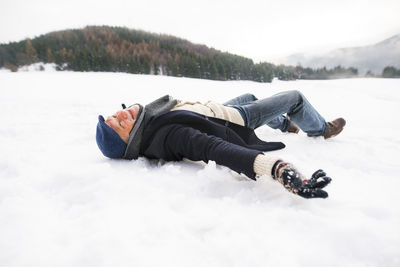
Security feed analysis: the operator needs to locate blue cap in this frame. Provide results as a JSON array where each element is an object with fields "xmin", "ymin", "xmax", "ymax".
[{"xmin": 96, "ymin": 115, "xmax": 127, "ymax": 158}]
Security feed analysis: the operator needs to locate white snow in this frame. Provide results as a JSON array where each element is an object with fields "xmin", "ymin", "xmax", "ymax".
[
  {"xmin": 0, "ymin": 70, "xmax": 399, "ymax": 267},
  {"xmin": 0, "ymin": 67, "xmax": 11, "ymax": 73},
  {"xmin": 17, "ymin": 63, "xmax": 59, "ymax": 72}
]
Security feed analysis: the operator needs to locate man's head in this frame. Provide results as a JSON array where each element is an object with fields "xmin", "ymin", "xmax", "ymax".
[
  {"xmin": 96, "ymin": 105, "xmax": 141, "ymax": 158},
  {"xmin": 96, "ymin": 95, "xmax": 176, "ymax": 160}
]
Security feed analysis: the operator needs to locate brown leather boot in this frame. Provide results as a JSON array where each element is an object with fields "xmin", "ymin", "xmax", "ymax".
[
  {"xmin": 324, "ymin": 118, "xmax": 346, "ymax": 139},
  {"xmin": 288, "ymin": 120, "xmax": 300, "ymax": 134}
]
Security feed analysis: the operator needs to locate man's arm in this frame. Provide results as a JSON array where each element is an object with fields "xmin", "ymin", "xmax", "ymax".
[
  {"xmin": 165, "ymin": 125, "xmax": 332, "ymax": 198},
  {"xmin": 164, "ymin": 125, "xmax": 263, "ymax": 180}
]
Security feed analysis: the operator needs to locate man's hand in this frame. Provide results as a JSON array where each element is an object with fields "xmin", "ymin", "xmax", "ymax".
[{"xmin": 273, "ymin": 162, "xmax": 332, "ymax": 199}]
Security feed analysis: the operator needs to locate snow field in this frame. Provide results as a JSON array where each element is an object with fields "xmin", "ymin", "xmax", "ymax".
[{"xmin": 0, "ymin": 71, "xmax": 399, "ymax": 266}]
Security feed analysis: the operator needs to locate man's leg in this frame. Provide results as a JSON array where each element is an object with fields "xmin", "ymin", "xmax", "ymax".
[
  {"xmin": 234, "ymin": 90, "xmax": 328, "ymax": 136},
  {"xmin": 224, "ymin": 93, "xmax": 288, "ymax": 131}
]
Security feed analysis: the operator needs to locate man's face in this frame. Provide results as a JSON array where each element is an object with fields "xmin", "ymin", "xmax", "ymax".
[{"xmin": 105, "ymin": 105, "xmax": 140, "ymax": 143}]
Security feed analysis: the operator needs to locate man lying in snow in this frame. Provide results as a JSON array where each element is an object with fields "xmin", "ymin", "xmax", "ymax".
[{"xmin": 96, "ymin": 91, "xmax": 346, "ymax": 199}]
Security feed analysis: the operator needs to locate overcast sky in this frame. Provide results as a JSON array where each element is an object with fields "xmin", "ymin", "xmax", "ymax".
[{"xmin": 1, "ymin": 0, "xmax": 399, "ymax": 63}]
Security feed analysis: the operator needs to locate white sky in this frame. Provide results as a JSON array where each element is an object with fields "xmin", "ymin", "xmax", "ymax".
[{"xmin": 1, "ymin": 0, "xmax": 399, "ymax": 63}]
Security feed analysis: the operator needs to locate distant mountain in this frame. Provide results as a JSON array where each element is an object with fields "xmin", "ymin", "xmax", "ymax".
[{"xmin": 283, "ymin": 34, "xmax": 400, "ymax": 75}]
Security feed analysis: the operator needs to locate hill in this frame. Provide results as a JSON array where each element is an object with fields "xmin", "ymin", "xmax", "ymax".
[
  {"xmin": 0, "ymin": 26, "xmax": 275, "ymax": 82},
  {"xmin": 0, "ymin": 26, "xmax": 366, "ymax": 82},
  {"xmin": 284, "ymin": 34, "xmax": 400, "ymax": 75}
]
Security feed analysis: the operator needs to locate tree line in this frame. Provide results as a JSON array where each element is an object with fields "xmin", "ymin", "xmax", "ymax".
[
  {"xmin": 382, "ymin": 66, "xmax": 400, "ymax": 78},
  {"xmin": 0, "ymin": 26, "xmax": 368, "ymax": 82}
]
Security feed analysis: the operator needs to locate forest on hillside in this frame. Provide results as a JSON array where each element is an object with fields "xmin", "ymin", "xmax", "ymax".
[{"xmin": 0, "ymin": 26, "xmax": 363, "ymax": 82}]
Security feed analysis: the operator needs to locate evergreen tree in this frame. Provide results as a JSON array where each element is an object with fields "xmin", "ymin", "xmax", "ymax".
[{"xmin": 382, "ymin": 66, "xmax": 400, "ymax": 78}]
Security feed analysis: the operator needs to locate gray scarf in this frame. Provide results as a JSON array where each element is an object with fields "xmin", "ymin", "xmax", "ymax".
[{"xmin": 123, "ymin": 95, "xmax": 178, "ymax": 160}]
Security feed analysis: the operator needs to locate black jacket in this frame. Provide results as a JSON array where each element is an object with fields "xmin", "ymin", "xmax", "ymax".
[{"xmin": 140, "ymin": 110, "xmax": 285, "ymax": 180}]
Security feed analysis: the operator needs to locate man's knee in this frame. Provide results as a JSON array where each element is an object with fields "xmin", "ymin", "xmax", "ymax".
[
  {"xmin": 287, "ymin": 90, "xmax": 302, "ymax": 96},
  {"xmin": 285, "ymin": 90, "xmax": 305, "ymax": 102},
  {"xmin": 242, "ymin": 93, "xmax": 258, "ymax": 101}
]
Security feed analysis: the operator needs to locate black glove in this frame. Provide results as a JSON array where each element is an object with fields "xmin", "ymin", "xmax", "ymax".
[{"xmin": 272, "ymin": 162, "xmax": 332, "ymax": 199}]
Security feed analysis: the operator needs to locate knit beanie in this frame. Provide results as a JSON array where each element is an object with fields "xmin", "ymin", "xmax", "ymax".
[{"xmin": 96, "ymin": 115, "xmax": 127, "ymax": 158}]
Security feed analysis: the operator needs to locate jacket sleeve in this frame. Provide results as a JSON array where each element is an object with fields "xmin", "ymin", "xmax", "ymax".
[{"xmin": 164, "ymin": 125, "xmax": 263, "ymax": 180}]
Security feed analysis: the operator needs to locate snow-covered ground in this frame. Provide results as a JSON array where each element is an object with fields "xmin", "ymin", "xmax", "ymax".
[{"xmin": 1, "ymin": 70, "xmax": 399, "ymax": 267}]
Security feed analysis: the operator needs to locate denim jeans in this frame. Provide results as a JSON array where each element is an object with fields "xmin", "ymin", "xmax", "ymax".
[{"xmin": 223, "ymin": 90, "xmax": 328, "ymax": 136}]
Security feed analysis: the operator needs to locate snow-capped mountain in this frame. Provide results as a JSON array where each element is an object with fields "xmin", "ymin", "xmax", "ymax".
[{"xmin": 283, "ymin": 34, "xmax": 400, "ymax": 75}]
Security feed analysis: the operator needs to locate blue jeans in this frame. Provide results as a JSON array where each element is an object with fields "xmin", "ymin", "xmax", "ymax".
[{"xmin": 223, "ymin": 91, "xmax": 328, "ymax": 136}]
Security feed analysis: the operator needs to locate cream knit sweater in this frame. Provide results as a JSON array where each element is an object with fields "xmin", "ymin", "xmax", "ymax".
[
  {"xmin": 172, "ymin": 101, "xmax": 280, "ymax": 178},
  {"xmin": 171, "ymin": 101, "xmax": 245, "ymax": 126}
]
